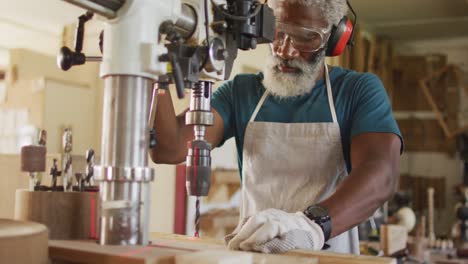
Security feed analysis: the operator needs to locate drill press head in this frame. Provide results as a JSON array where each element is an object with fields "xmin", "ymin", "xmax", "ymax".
[{"xmin": 185, "ymin": 81, "xmax": 214, "ymax": 197}]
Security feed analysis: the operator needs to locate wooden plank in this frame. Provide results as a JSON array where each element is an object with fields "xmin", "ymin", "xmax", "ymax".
[
  {"xmin": 393, "ymin": 55, "xmax": 447, "ymax": 111},
  {"xmin": 287, "ymin": 250, "xmax": 396, "ymax": 264},
  {"xmin": 419, "ymin": 79, "xmax": 452, "ymax": 138},
  {"xmin": 49, "ymin": 240, "xmax": 185, "ymax": 264},
  {"xmin": 48, "ymin": 233, "xmax": 398, "ymax": 264},
  {"xmin": 396, "ymin": 119, "xmax": 456, "ymax": 154},
  {"xmin": 50, "ymin": 238, "xmax": 319, "ymax": 264},
  {"xmin": 212, "ymin": 169, "xmax": 240, "ymax": 185},
  {"xmin": 150, "ymin": 233, "xmax": 395, "ymax": 264},
  {"xmin": 175, "ymin": 250, "xmax": 253, "ymax": 264},
  {"xmin": 417, "ymin": 64, "xmax": 464, "ymax": 139},
  {"xmin": 380, "ymin": 225, "xmax": 408, "ymax": 256}
]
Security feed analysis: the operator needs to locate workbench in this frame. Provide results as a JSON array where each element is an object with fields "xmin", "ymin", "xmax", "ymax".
[{"xmin": 49, "ymin": 233, "xmax": 396, "ymax": 264}]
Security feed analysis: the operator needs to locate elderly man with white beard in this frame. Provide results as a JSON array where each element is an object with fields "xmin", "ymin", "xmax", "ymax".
[{"xmin": 151, "ymin": 0, "xmax": 403, "ymax": 255}]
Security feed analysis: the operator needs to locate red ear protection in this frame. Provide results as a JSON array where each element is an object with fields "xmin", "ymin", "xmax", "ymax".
[
  {"xmin": 325, "ymin": 0, "xmax": 357, "ymax": 57},
  {"xmin": 325, "ymin": 17, "xmax": 354, "ymax": 57}
]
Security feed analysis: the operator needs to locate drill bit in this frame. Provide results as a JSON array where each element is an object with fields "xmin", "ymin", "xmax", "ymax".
[{"xmin": 194, "ymin": 196, "xmax": 200, "ymax": 238}]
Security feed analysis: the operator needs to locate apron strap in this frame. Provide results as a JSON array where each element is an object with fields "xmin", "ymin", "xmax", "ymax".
[
  {"xmin": 325, "ymin": 63, "xmax": 338, "ymax": 124},
  {"xmin": 251, "ymin": 63, "xmax": 337, "ymax": 123},
  {"xmin": 250, "ymin": 89, "xmax": 270, "ymax": 122}
]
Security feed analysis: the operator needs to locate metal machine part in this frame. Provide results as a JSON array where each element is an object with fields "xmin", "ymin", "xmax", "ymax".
[
  {"xmin": 59, "ymin": 0, "xmax": 273, "ymax": 244},
  {"xmin": 62, "ymin": 0, "xmax": 126, "ymax": 19},
  {"xmin": 35, "ymin": 129, "xmax": 48, "ymax": 189},
  {"xmin": 94, "ymin": 76, "xmax": 154, "ymax": 245},
  {"xmin": 62, "ymin": 128, "xmax": 73, "ymax": 192},
  {"xmin": 85, "ymin": 149, "xmax": 95, "ymax": 186},
  {"xmin": 50, "ymin": 158, "xmax": 61, "ymax": 190},
  {"xmin": 211, "ymin": 0, "xmax": 276, "ymax": 79},
  {"xmin": 74, "ymin": 173, "xmax": 85, "ymax": 191},
  {"xmin": 175, "ymin": 4, "xmax": 198, "ymax": 40},
  {"xmin": 57, "ymin": 11, "xmax": 103, "ymax": 71},
  {"xmin": 38, "ymin": 130, "xmax": 47, "ymax": 147},
  {"xmin": 185, "ymin": 81, "xmax": 213, "ymax": 237},
  {"xmin": 204, "ymin": 37, "xmax": 227, "ymax": 74},
  {"xmin": 60, "ymin": 0, "xmax": 183, "ymax": 245}
]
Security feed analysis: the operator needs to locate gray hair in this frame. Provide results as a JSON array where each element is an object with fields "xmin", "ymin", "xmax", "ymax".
[{"xmin": 268, "ymin": 0, "xmax": 349, "ymax": 27}]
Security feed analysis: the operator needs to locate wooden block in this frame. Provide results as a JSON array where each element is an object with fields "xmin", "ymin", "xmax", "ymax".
[
  {"xmin": 0, "ymin": 153, "xmax": 88, "ymax": 220},
  {"xmin": 15, "ymin": 189, "xmax": 99, "ymax": 240},
  {"xmin": 175, "ymin": 250, "xmax": 253, "ymax": 264},
  {"xmin": 49, "ymin": 240, "xmax": 188, "ymax": 264},
  {"xmin": 0, "ymin": 219, "xmax": 49, "ymax": 264},
  {"xmin": 380, "ymin": 224, "xmax": 408, "ymax": 256},
  {"xmin": 200, "ymin": 209, "xmax": 239, "ymax": 230},
  {"xmin": 212, "ymin": 170, "xmax": 240, "ymax": 185}
]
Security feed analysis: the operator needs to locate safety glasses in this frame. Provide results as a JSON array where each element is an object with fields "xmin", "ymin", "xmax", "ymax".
[{"xmin": 273, "ymin": 22, "xmax": 331, "ymax": 53}]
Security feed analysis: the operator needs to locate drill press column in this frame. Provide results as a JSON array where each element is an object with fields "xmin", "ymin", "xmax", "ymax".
[{"xmin": 94, "ymin": 76, "xmax": 154, "ymax": 245}]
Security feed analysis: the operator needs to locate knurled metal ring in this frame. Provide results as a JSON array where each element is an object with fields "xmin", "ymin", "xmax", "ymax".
[
  {"xmin": 185, "ymin": 112, "xmax": 214, "ymax": 126},
  {"xmin": 94, "ymin": 166, "xmax": 154, "ymax": 182}
]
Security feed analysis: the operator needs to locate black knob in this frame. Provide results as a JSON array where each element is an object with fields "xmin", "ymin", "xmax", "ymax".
[
  {"xmin": 149, "ymin": 128, "xmax": 157, "ymax": 149},
  {"xmin": 57, "ymin": 46, "xmax": 86, "ymax": 71}
]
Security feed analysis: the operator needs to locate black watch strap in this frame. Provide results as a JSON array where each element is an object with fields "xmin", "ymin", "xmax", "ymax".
[
  {"xmin": 303, "ymin": 205, "xmax": 332, "ymax": 242},
  {"xmin": 320, "ymin": 217, "xmax": 332, "ymax": 242}
]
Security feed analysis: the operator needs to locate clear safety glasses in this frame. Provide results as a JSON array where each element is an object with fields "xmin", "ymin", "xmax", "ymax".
[{"xmin": 273, "ymin": 22, "xmax": 331, "ymax": 53}]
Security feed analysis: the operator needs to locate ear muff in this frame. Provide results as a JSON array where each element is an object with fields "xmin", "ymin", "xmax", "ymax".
[{"xmin": 325, "ymin": 16, "xmax": 354, "ymax": 57}]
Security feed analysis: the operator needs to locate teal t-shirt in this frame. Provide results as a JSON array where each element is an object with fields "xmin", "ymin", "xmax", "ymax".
[{"xmin": 211, "ymin": 66, "xmax": 402, "ymax": 177}]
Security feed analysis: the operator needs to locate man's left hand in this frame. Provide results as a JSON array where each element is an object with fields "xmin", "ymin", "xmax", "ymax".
[{"xmin": 225, "ymin": 208, "xmax": 325, "ymax": 253}]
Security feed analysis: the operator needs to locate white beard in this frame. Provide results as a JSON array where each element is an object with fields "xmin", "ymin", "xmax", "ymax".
[{"xmin": 262, "ymin": 52, "xmax": 325, "ymax": 98}]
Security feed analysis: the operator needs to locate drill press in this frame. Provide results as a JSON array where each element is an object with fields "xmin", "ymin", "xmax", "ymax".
[{"xmin": 58, "ymin": 0, "xmax": 274, "ymax": 244}]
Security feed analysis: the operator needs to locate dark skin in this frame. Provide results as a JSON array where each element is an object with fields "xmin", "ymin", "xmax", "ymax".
[{"xmin": 152, "ymin": 1, "xmax": 401, "ymax": 240}]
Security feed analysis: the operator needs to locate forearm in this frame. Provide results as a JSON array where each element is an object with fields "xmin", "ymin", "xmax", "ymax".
[
  {"xmin": 319, "ymin": 159, "xmax": 398, "ymax": 238},
  {"xmin": 151, "ymin": 89, "xmax": 191, "ymax": 164}
]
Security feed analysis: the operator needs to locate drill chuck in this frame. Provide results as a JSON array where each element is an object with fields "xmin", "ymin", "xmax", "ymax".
[{"xmin": 186, "ymin": 140, "xmax": 212, "ymax": 197}]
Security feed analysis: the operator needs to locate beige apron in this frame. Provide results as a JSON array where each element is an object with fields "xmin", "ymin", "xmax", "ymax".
[{"xmin": 240, "ymin": 63, "xmax": 360, "ymax": 254}]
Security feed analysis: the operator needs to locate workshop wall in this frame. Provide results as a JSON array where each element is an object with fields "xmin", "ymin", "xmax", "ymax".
[
  {"xmin": 393, "ymin": 39, "xmax": 468, "ymax": 237},
  {"xmin": 1, "ymin": 48, "xmax": 102, "ymax": 154}
]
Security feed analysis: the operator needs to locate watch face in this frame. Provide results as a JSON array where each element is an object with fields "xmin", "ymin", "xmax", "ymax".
[{"xmin": 307, "ymin": 206, "xmax": 328, "ymax": 218}]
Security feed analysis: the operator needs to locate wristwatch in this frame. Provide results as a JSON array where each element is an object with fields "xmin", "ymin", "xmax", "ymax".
[{"xmin": 303, "ymin": 205, "xmax": 332, "ymax": 242}]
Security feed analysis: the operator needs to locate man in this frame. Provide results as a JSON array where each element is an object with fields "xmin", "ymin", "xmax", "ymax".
[{"xmin": 152, "ymin": 0, "xmax": 402, "ymax": 255}]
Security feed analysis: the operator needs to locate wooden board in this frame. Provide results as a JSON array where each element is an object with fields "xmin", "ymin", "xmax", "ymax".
[
  {"xmin": 49, "ymin": 239, "xmax": 318, "ymax": 264},
  {"xmin": 393, "ymin": 55, "xmax": 447, "ymax": 111},
  {"xmin": 288, "ymin": 250, "xmax": 397, "ymax": 264},
  {"xmin": 397, "ymin": 119, "xmax": 456, "ymax": 154},
  {"xmin": 49, "ymin": 240, "xmax": 185, "ymax": 264},
  {"xmin": 150, "ymin": 233, "xmax": 395, "ymax": 264},
  {"xmin": 49, "ymin": 233, "xmax": 395, "ymax": 264},
  {"xmin": 380, "ymin": 225, "xmax": 408, "ymax": 256}
]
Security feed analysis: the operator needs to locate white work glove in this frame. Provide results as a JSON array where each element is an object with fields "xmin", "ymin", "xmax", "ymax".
[{"xmin": 225, "ymin": 208, "xmax": 325, "ymax": 253}]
